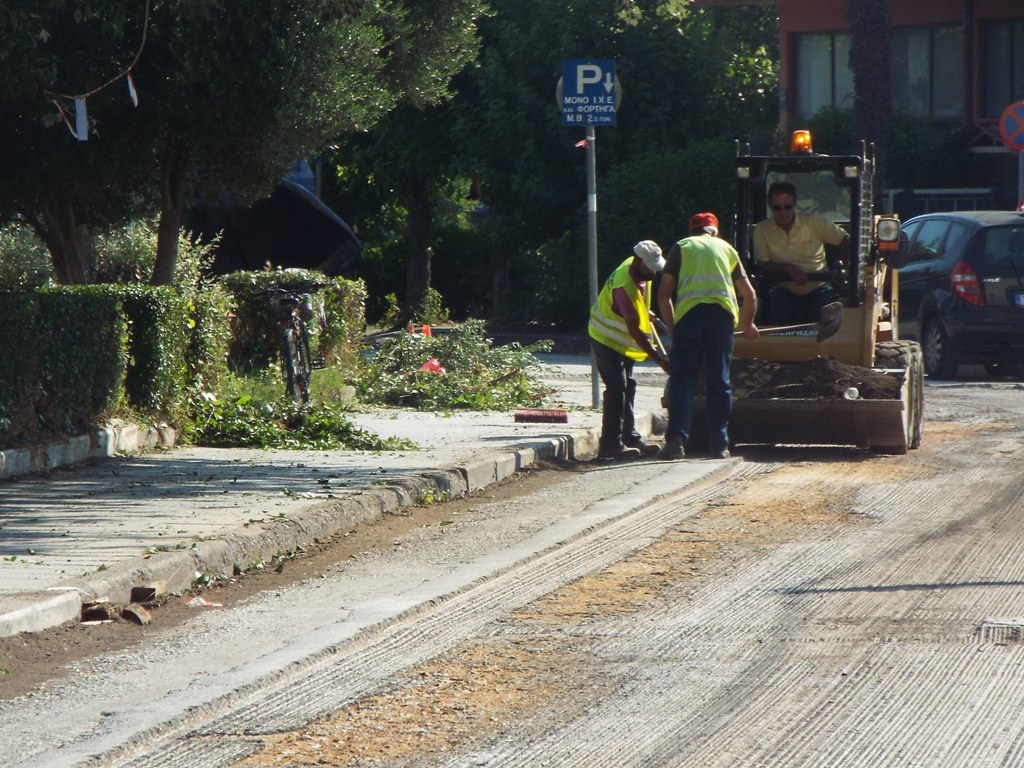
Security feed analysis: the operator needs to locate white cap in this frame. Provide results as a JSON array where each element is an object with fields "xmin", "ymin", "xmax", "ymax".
[{"xmin": 633, "ymin": 240, "xmax": 665, "ymax": 271}]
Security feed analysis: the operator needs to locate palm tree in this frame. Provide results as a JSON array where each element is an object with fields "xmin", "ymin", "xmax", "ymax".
[{"xmin": 847, "ymin": 0, "xmax": 892, "ymax": 195}]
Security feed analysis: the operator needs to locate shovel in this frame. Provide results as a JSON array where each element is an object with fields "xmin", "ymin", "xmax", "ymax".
[
  {"xmin": 744, "ymin": 301, "xmax": 843, "ymax": 343},
  {"xmin": 650, "ymin": 315, "xmax": 668, "ymax": 356}
]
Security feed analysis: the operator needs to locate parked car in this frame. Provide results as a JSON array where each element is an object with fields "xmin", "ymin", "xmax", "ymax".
[{"xmin": 897, "ymin": 210, "xmax": 1024, "ymax": 379}]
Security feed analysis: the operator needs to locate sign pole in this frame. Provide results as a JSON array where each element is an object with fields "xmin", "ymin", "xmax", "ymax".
[
  {"xmin": 997, "ymin": 101, "xmax": 1024, "ymax": 207},
  {"xmin": 1018, "ymin": 151, "xmax": 1023, "ymax": 207},
  {"xmin": 586, "ymin": 125, "xmax": 600, "ymax": 409},
  {"xmin": 558, "ymin": 59, "xmax": 618, "ymax": 411}
]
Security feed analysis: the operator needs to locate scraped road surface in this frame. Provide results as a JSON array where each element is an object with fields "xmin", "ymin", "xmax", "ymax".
[{"xmin": 2, "ymin": 376, "xmax": 1023, "ymax": 767}]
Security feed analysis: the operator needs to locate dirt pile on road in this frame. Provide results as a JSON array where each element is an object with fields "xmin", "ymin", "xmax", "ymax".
[{"xmin": 730, "ymin": 357, "xmax": 903, "ymax": 401}]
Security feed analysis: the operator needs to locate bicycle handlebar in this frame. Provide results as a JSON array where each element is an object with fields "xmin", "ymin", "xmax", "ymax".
[{"xmin": 258, "ymin": 281, "xmax": 329, "ymax": 297}]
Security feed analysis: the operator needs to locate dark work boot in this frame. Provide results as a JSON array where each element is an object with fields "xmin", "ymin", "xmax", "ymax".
[
  {"xmin": 658, "ymin": 436, "xmax": 685, "ymax": 460},
  {"xmin": 625, "ymin": 438, "xmax": 661, "ymax": 457},
  {"xmin": 598, "ymin": 444, "xmax": 642, "ymax": 461}
]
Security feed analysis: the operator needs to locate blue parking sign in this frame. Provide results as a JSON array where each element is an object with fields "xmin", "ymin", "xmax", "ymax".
[{"xmin": 561, "ymin": 60, "xmax": 617, "ymax": 127}]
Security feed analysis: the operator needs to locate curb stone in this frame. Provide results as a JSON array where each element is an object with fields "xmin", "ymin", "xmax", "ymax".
[
  {"xmin": 0, "ymin": 420, "xmax": 176, "ymax": 481},
  {"xmin": 1, "ymin": 426, "xmax": 605, "ymax": 636}
]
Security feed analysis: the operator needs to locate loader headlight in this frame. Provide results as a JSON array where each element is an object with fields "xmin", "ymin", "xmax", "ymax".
[
  {"xmin": 876, "ymin": 216, "xmax": 900, "ymax": 251},
  {"xmin": 876, "ymin": 217, "xmax": 900, "ymax": 242}
]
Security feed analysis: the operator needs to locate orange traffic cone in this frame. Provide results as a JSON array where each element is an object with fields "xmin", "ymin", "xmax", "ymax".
[{"xmin": 422, "ymin": 324, "xmax": 432, "ymax": 337}]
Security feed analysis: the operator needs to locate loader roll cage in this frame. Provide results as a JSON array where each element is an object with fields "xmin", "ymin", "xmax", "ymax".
[{"xmin": 732, "ymin": 143, "xmax": 877, "ymax": 311}]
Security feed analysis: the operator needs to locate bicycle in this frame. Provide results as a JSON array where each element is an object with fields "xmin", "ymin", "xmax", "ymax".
[{"xmin": 262, "ymin": 282, "xmax": 327, "ymax": 403}]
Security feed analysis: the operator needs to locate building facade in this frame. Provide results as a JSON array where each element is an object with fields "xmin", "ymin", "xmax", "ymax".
[{"xmin": 695, "ymin": 0, "xmax": 1024, "ymax": 210}]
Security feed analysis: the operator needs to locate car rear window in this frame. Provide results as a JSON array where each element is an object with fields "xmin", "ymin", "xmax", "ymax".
[{"xmin": 980, "ymin": 226, "xmax": 1024, "ymax": 269}]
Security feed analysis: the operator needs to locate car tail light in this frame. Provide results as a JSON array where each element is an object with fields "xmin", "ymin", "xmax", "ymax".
[{"xmin": 951, "ymin": 260, "xmax": 985, "ymax": 307}]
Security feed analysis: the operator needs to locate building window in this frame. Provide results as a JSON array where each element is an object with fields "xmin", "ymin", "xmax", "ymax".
[
  {"xmin": 983, "ymin": 20, "xmax": 1024, "ymax": 118},
  {"xmin": 891, "ymin": 25, "xmax": 963, "ymax": 120},
  {"xmin": 795, "ymin": 32, "xmax": 854, "ymax": 119}
]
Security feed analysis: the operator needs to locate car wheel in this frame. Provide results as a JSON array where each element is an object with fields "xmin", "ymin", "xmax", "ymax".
[{"xmin": 922, "ymin": 317, "xmax": 960, "ymax": 379}]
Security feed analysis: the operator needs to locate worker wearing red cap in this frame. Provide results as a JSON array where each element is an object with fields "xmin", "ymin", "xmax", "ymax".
[{"xmin": 656, "ymin": 212, "xmax": 759, "ymax": 460}]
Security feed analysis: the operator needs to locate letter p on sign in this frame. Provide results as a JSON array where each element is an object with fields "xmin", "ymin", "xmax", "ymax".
[{"xmin": 575, "ymin": 64, "xmax": 602, "ymax": 93}]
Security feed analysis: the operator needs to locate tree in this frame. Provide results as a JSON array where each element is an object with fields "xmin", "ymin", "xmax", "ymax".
[
  {"xmin": 446, "ymin": 0, "xmax": 777, "ymax": 325},
  {"xmin": 321, "ymin": 0, "xmax": 776, "ymax": 327},
  {"xmin": 313, "ymin": 0, "xmax": 486, "ymax": 323},
  {"xmin": 0, "ymin": 1, "xmax": 154, "ymax": 282},
  {"xmin": 0, "ymin": 0, "xmax": 485, "ymax": 285}
]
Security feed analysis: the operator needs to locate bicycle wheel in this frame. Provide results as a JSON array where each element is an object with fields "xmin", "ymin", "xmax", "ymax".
[
  {"xmin": 280, "ymin": 325, "xmax": 308, "ymax": 403},
  {"xmin": 294, "ymin": 323, "xmax": 313, "ymax": 403}
]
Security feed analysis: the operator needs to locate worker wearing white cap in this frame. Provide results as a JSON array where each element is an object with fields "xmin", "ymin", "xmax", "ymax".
[{"xmin": 588, "ymin": 240, "xmax": 671, "ymax": 460}]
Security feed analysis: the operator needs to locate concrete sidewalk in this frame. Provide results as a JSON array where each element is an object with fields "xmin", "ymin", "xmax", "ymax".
[{"xmin": 0, "ymin": 355, "xmax": 678, "ymax": 638}]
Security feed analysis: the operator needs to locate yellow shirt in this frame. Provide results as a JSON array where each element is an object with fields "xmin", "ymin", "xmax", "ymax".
[{"xmin": 753, "ymin": 213, "xmax": 847, "ymax": 295}]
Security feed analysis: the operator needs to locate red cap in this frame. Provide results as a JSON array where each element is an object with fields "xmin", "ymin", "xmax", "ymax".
[{"xmin": 689, "ymin": 212, "xmax": 719, "ymax": 233}]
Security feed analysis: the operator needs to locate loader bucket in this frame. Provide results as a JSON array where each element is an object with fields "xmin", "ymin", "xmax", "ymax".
[
  {"xmin": 685, "ymin": 353, "xmax": 922, "ymax": 455},
  {"xmin": 726, "ymin": 391, "xmax": 912, "ymax": 453}
]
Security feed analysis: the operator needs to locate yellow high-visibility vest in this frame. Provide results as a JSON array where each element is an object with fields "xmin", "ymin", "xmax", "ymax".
[
  {"xmin": 673, "ymin": 235, "xmax": 739, "ymax": 325},
  {"xmin": 588, "ymin": 257, "xmax": 652, "ymax": 361}
]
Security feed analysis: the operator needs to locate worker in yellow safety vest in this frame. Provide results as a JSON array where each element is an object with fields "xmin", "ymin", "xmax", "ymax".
[
  {"xmin": 657, "ymin": 212, "xmax": 759, "ymax": 461},
  {"xmin": 588, "ymin": 240, "xmax": 671, "ymax": 460}
]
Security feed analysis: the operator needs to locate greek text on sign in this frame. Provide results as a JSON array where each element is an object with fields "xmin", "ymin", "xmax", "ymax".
[{"xmin": 562, "ymin": 59, "xmax": 616, "ymax": 127}]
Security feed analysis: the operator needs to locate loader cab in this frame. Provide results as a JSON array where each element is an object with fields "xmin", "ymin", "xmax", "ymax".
[{"xmin": 733, "ymin": 132, "xmax": 872, "ymax": 314}]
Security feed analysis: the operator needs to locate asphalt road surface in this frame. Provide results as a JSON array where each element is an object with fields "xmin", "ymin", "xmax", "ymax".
[{"xmin": 2, "ymin": 372, "xmax": 1022, "ymax": 768}]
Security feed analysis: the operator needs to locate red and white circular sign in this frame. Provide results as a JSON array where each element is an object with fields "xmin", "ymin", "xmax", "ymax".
[{"xmin": 999, "ymin": 101, "xmax": 1024, "ymax": 152}]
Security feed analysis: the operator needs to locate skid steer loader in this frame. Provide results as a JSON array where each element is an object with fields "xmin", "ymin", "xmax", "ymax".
[{"xmin": 714, "ymin": 130, "xmax": 923, "ymax": 454}]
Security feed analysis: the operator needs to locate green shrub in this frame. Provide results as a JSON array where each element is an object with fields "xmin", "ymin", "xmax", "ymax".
[
  {"xmin": 0, "ymin": 292, "xmax": 41, "ymax": 440},
  {"xmin": 185, "ymin": 394, "xmax": 411, "ymax": 451},
  {"xmin": 219, "ymin": 269, "xmax": 366, "ymax": 377},
  {"xmin": 188, "ymin": 286, "xmax": 234, "ymax": 395},
  {"xmin": 483, "ymin": 226, "xmax": 599, "ymax": 333},
  {"xmin": 167, "ymin": 231, "xmax": 234, "ymax": 399},
  {"xmin": 34, "ymin": 287, "xmax": 127, "ymax": 436},
  {"xmin": 599, "ymin": 138, "xmax": 737, "ymax": 272},
  {"xmin": 118, "ymin": 285, "xmax": 191, "ymax": 418},
  {"xmin": 431, "ymin": 220, "xmax": 491, "ymax": 320},
  {"xmin": 354, "ymin": 240, "xmax": 407, "ymax": 324},
  {"xmin": 357, "ymin": 319, "xmax": 552, "ymax": 410},
  {"xmin": 0, "ymin": 225, "xmax": 50, "ymax": 288},
  {"xmin": 0, "ymin": 282, "xmax": 223, "ymax": 447},
  {"xmin": 94, "ymin": 219, "xmax": 158, "ymax": 284}
]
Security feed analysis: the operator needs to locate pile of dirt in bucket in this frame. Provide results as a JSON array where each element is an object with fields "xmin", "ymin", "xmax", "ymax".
[{"xmin": 730, "ymin": 357, "xmax": 903, "ymax": 400}]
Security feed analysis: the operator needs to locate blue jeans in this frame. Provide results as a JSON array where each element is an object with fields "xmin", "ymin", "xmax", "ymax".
[
  {"xmin": 591, "ymin": 339, "xmax": 642, "ymax": 451},
  {"xmin": 665, "ymin": 303, "xmax": 734, "ymax": 454},
  {"xmin": 765, "ymin": 284, "xmax": 837, "ymax": 325}
]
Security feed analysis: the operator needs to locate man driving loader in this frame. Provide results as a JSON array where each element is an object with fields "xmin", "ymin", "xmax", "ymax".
[{"xmin": 753, "ymin": 180, "xmax": 850, "ymax": 325}]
